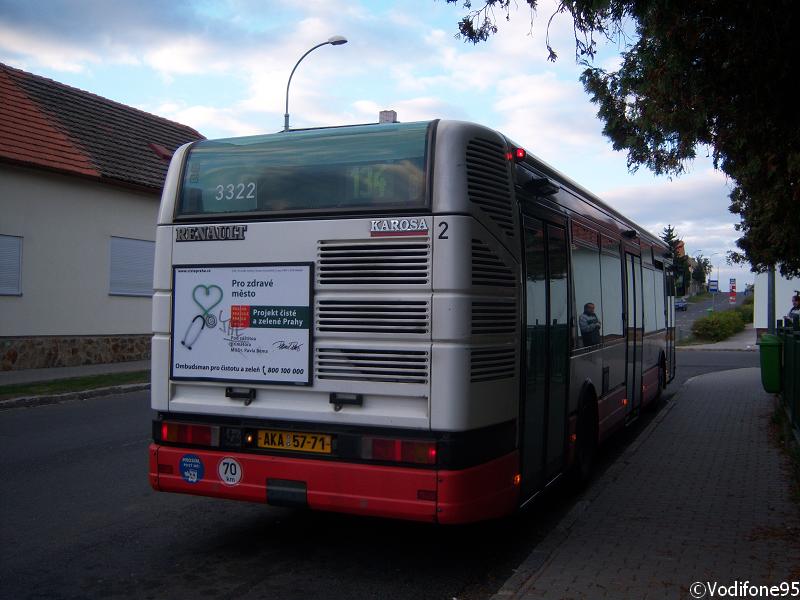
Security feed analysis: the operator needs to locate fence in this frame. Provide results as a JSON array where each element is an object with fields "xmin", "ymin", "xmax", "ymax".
[{"xmin": 777, "ymin": 319, "xmax": 800, "ymax": 433}]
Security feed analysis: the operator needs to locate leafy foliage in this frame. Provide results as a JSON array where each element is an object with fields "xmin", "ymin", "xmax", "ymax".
[
  {"xmin": 691, "ymin": 310, "xmax": 745, "ymax": 342},
  {"xmin": 446, "ymin": 0, "xmax": 800, "ymax": 276},
  {"xmin": 735, "ymin": 301, "xmax": 754, "ymax": 324},
  {"xmin": 692, "ymin": 253, "xmax": 712, "ymax": 285}
]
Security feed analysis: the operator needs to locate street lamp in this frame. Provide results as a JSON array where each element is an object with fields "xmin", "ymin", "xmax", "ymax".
[
  {"xmin": 284, "ymin": 35, "xmax": 348, "ymax": 132},
  {"xmin": 706, "ymin": 251, "xmax": 722, "ymax": 311}
]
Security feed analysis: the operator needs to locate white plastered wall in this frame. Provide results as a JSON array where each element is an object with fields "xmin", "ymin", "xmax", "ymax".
[
  {"xmin": 754, "ymin": 270, "xmax": 799, "ymax": 330},
  {"xmin": 0, "ymin": 164, "xmax": 158, "ymax": 336}
]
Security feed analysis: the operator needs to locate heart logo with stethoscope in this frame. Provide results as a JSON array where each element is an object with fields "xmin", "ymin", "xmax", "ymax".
[{"xmin": 181, "ymin": 284, "xmax": 224, "ymax": 350}]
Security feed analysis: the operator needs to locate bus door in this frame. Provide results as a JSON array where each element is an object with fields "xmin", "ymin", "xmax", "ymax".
[
  {"xmin": 625, "ymin": 252, "xmax": 644, "ymax": 414},
  {"xmin": 666, "ymin": 270, "xmax": 677, "ymax": 381},
  {"xmin": 521, "ymin": 216, "xmax": 570, "ymax": 496}
]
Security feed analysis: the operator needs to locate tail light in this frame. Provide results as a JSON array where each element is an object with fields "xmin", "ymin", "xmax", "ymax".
[
  {"xmin": 160, "ymin": 422, "xmax": 220, "ymax": 447},
  {"xmin": 361, "ymin": 437, "xmax": 437, "ymax": 465}
]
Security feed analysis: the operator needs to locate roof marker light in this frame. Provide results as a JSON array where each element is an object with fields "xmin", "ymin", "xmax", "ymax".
[{"xmin": 507, "ymin": 148, "xmax": 527, "ymax": 162}]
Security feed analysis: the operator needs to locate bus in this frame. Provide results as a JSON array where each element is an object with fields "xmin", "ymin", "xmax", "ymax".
[{"xmin": 149, "ymin": 119, "xmax": 675, "ymax": 524}]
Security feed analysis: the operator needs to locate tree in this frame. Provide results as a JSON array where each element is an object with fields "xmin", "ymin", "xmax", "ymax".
[
  {"xmin": 446, "ymin": 0, "xmax": 800, "ymax": 276},
  {"xmin": 660, "ymin": 224, "xmax": 691, "ymax": 296},
  {"xmin": 691, "ymin": 253, "xmax": 712, "ymax": 286}
]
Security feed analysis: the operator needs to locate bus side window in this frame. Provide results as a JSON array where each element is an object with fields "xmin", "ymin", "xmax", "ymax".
[
  {"xmin": 599, "ymin": 239, "xmax": 624, "ymax": 341},
  {"xmin": 642, "ymin": 266, "xmax": 657, "ymax": 334},
  {"xmin": 571, "ymin": 224, "xmax": 602, "ymax": 349}
]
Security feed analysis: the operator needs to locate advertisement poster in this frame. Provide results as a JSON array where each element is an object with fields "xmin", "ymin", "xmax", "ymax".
[{"xmin": 171, "ymin": 263, "xmax": 312, "ymax": 385}]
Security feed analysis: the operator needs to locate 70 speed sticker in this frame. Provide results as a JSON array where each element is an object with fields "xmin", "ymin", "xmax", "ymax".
[{"xmin": 217, "ymin": 457, "xmax": 243, "ymax": 486}]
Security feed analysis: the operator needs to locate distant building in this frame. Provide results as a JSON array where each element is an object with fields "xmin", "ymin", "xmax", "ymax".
[{"xmin": 0, "ymin": 63, "xmax": 204, "ymax": 371}]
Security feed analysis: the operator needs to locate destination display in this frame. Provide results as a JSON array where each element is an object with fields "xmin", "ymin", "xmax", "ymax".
[{"xmin": 171, "ymin": 264, "xmax": 312, "ymax": 385}]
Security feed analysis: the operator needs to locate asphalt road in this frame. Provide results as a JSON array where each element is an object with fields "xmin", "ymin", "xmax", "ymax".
[
  {"xmin": 674, "ymin": 291, "xmax": 750, "ymax": 341},
  {"xmin": 0, "ymin": 350, "xmax": 759, "ymax": 600}
]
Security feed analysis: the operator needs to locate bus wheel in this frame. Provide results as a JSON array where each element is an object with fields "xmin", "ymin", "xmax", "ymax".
[
  {"xmin": 652, "ymin": 355, "xmax": 666, "ymax": 407},
  {"xmin": 571, "ymin": 392, "xmax": 598, "ymax": 488}
]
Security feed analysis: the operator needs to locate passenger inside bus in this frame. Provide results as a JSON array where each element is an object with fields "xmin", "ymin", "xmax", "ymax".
[{"xmin": 579, "ymin": 302, "xmax": 602, "ymax": 346}]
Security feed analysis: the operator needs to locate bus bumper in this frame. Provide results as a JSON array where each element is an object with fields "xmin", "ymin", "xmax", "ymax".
[{"xmin": 149, "ymin": 444, "xmax": 519, "ymax": 524}]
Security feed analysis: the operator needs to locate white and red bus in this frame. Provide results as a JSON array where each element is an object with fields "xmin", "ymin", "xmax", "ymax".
[{"xmin": 149, "ymin": 119, "xmax": 675, "ymax": 523}]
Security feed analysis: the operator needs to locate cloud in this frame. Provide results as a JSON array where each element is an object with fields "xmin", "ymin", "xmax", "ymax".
[
  {"xmin": 149, "ymin": 102, "xmax": 262, "ymax": 137},
  {"xmin": 142, "ymin": 37, "xmax": 231, "ymax": 77},
  {"xmin": 0, "ymin": 24, "xmax": 101, "ymax": 72},
  {"xmin": 602, "ymin": 168, "xmax": 743, "ymax": 260},
  {"xmin": 493, "ymin": 71, "xmax": 603, "ymax": 158}
]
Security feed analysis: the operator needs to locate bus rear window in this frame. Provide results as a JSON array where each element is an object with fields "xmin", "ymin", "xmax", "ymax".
[{"xmin": 176, "ymin": 121, "xmax": 431, "ymax": 218}]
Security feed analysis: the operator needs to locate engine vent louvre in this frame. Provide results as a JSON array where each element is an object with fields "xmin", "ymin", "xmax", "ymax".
[
  {"xmin": 316, "ymin": 348, "xmax": 429, "ymax": 383},
  {"xmin": 466, "ymin": 137, "xmax": 515, "ymax": 238},
  {"xmin": 317, "ymin": 240, "xmax": 431, "ymax": 286},
  {"xmin": 470, "ymin": 347, "xmax": 517, "ymax": 383},
  {"xmin": 317, "ymin": 300, "xmax": 429, "ymax": 334},
  {"xmin": 472, "ymin": 301, "xmax": 517, "ymax": 334},
  {"xmin": 472, "ymin": 239, "xmax": 516, "ymax": 287}
]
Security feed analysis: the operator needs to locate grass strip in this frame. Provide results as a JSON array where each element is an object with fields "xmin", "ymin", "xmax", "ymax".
[{"xmin": 0, "ymin": 370, "xmax": 149, "ymax": 401}]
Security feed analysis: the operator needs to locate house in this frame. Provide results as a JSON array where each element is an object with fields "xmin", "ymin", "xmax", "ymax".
[{"xmin": 0, "ymin": 63, "xmax": 204, "ymax": 371}]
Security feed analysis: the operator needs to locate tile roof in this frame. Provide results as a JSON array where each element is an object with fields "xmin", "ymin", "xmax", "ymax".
[{"xmin": 0, "ymin": 62, "xmax": 204, "ymax": 193}]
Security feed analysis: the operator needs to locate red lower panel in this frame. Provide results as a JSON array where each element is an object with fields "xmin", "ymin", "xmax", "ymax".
[
  {"xmin": 436, "ymin": 451, "xmax": 520, "ymax": 524},
  {"xmin": 150, "ymin": 445, "xmax": 520, "ymax": 524}
]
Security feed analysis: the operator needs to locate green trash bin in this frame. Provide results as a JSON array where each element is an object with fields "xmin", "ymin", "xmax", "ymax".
[{"xmin": 759, "ymin": 333, "xmax": 782, "ymax": 393}]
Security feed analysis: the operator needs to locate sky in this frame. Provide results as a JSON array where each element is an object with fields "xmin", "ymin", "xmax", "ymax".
[{"xmin": 0, "ymin": 0, "xmax": 752, "ymax": 290}]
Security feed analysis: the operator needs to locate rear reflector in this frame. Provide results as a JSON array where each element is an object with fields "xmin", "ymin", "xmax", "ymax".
[
  {"xmin": 160, "ymin": 422, "xmax": 220, "ymax": 447},
  {"xmin": 362, "ymin": 437, "xmax": 437, "ymax": 465},
  {"xmin": 417, "ymin": 489, "xmax": 437, "ymax": 501}
]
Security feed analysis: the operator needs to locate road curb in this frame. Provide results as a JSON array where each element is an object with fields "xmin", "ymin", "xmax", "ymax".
[
  {"xmin": 676, "ymin": 347, "xmax": 757, "ymax": 352},
  {"xmin": 0, "ymin": 383, "xmax": 150, "ymax": 410},
  {"xmin": 491, "ymin": 385, "xmax": 686, "ymax": 600}
]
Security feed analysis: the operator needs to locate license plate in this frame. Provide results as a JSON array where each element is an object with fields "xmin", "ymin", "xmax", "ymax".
[{"xmin": 257, "ymin": 430, "xmax": 332, "ymax": 454}]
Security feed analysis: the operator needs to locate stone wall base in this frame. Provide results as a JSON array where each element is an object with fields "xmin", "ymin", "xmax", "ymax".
[{"xmin": 1, "ymin": 335, "xmax": 151, "ymax": 371}]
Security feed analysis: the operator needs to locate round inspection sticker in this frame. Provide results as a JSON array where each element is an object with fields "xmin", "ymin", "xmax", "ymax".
[
  {"xmin": 180, "ymin": 454, "xmax": 204, "ymax": 484},
  {"xmin": 218, "ymin": 457, "xmax": 243, "ymax": 486}
]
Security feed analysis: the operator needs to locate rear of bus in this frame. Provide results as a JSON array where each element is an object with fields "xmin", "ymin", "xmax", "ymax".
[{"xmin": 149, "ymin": 120, "xmax": 523, "ymax": 523}]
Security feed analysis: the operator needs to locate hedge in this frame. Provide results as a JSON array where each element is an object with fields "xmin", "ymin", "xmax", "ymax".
[
  {"xmin": 691, "ymin": 309, "xmax": 746, "ymax": 341},
  {"xmin": 735, "ymin": 302, "xmax": 754, "ymax": 324}
]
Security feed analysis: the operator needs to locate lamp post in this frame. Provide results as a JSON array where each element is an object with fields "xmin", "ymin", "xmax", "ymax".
[
  {"xmin": 707, "ymin": 251, "xmax": 722, "ymax": 311},
  {"xmin": 284, "ymin": 35, "xmax": 348, "ymax": 132}
]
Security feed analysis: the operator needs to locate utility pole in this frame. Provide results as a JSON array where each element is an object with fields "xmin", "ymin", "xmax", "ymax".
[{"xmin": 767, "ymin": 265, "xmax": 776, "ymax": 333}]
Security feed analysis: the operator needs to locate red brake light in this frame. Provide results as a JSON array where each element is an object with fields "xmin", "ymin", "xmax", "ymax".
[
  {"xmin": 401, "ymin": 440, "xmax": 437, "ymax": 464},
  {"xmin": 507, "ymin": 148, "xmax": 526, "ymax": 162},
  {"xmin": 370, "ymin": 438, "xmax": 400, "ymax": 461},
  {"xmin": 160, "ymin": 422, "xmax": 219, "ymax": 447},
  {"xmin": 363, "ymin": 437, "xmax": 436, "ymax": 465}
]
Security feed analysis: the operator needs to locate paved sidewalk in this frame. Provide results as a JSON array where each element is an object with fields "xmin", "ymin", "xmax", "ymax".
[
  {"xmin": 0, "ymin": 359, "xmax": 150, "ymax": 386},
  {"xmin": 678, "ymin": 324, "xmax": 758, "ymax": 352},
  {"xmin": 495, "ymin": 368, "xmax": 800, "ymax": 600}
]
